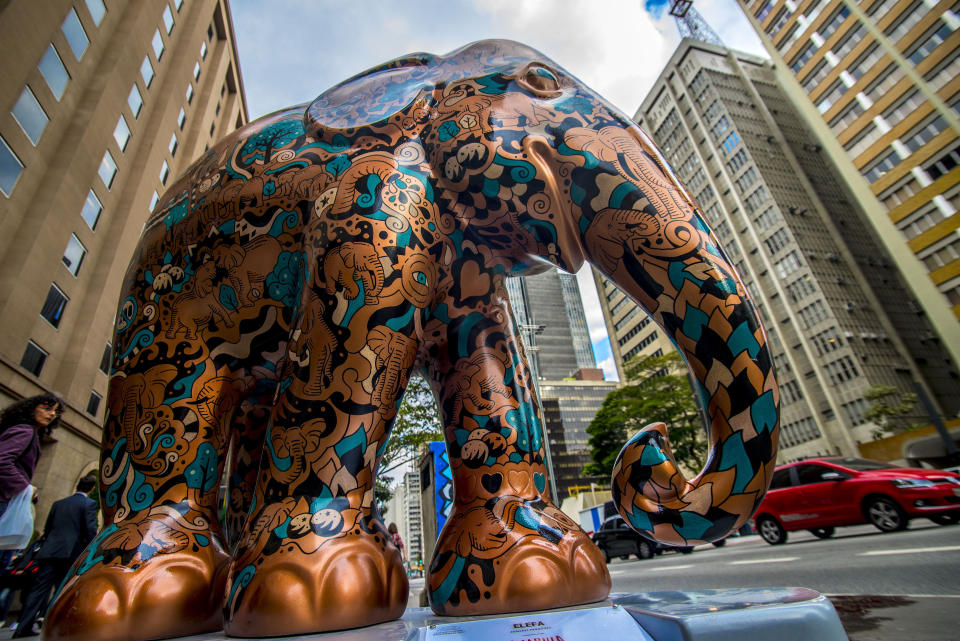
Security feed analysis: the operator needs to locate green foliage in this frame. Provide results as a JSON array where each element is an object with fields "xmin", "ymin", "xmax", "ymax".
[
  {"xmin": 864, "ymin": 384, "xmax": 922, "ymax": 438},
  {"xmin": 375, "ymin": 373, "xmax": 443, "ymax": 509},
  {"xmin": 585, "ymin": 351, "xmax": 705, "ymax": 477},
  {"xmin": 375, "ymin": 476, "xmax": 394, "ymax": 517}
]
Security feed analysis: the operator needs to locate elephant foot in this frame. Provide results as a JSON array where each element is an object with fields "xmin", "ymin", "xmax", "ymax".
[
  {"xmin": 224, "ymin": 530, "xmax": 409, "ymax": 637},
  {"xmin": 43, "ymin": 544, "xmax": 228, "ymax": 641},
  {"xmin": 427, "ymin": 496, "xmax": 611, "ymax": 616}
]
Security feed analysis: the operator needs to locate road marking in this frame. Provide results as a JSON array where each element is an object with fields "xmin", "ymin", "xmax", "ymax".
[
  {"xmin": 858, "ymin": 545, "xmax": 960, "ymax": 556},
  {"xmin": 828, "ymin": 593, "xmax": 960, "ymax": 599},
  {"xmin": 646, "ymin": 564, "xmax": 694, "ymax": 572},
  {"xmin": 729, "ymin": 557, "xmax": 799, "ymax": 565}
]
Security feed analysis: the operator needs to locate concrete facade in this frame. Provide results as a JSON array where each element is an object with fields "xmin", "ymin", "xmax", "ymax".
[
  {"xmin": 738, "ymin": 0, "xmax": 960, "ymax": 368},
  {"xmin": 0, "ymin": 0, "xmax": 247, "ymax": 525}
]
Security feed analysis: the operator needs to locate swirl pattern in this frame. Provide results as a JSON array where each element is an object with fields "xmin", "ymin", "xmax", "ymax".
[{"xmin": 45, "ymin": 39, "xmax": 777, "ymax": 641}]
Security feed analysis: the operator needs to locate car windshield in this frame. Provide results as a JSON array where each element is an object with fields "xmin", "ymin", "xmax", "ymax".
[{"xmin": 825, "ymin": 457, "xmax": 899, "ymax": 471}]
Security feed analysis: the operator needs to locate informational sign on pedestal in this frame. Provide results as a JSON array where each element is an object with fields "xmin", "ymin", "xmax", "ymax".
[{"xmin": 417, "ymin": 605, "xmax": 654, "ymax": 641}]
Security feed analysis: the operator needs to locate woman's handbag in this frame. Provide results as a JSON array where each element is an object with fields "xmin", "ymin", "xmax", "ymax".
[
  {"xmin": 0, "ymin": 485, "xmax": 34, "ymax": 550},
  {"xmin": 0, "ymin": 538, "xmax": 42, "ymax": 590}
]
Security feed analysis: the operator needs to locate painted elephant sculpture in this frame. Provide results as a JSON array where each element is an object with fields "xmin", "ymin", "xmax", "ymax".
[{"xmin": 44, "ymin": 40, "xmax": 779, "ymax": 641}]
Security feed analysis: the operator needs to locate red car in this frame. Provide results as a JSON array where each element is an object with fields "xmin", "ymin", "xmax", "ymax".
[{"xmin": 753, "ymin": 457, "xmax": 960, "ymax": 545}]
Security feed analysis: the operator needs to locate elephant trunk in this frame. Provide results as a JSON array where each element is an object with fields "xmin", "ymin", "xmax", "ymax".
[
  {"xmin": 331, "ymin": 152, "xmax": 399, "ymax": 215},
  {"xmin": 575, "ymin": 126, "xmax": 780, "ymax": 547}
]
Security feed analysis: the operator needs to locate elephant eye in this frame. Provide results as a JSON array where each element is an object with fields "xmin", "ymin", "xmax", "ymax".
[{"xmin": 518, "ymin": 64, "xmax": 562, "ymax": 97}]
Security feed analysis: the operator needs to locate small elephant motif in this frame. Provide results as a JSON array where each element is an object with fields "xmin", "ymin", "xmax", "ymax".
[{"xmin": 45, "ymin": 40, "xmax": 779, "ymax": 641}]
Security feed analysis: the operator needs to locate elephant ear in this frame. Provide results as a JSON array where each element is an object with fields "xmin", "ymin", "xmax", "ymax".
[{"xmin": 305, "ymin": 54, "xmax": 438, "ymax": 133}]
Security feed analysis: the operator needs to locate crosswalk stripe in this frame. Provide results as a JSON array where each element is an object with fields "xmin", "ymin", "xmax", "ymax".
[
  {"xmin": 859, "ymin": 545, "xmax": 960, "ymax": 556},
  {"xmin": 646, "ymin": 564, "xmax": 695, "ymax": 572},
  {"xmin": 729, "ymin": 557, "xmax": 799, "ymax": 565}
]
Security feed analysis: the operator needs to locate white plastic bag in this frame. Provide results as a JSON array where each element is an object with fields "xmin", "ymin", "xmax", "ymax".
[{"xmin": 0, "ymin": 485, "xmax": 34, "ymax": 550}]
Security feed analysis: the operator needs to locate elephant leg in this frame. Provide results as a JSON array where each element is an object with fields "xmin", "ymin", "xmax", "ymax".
[
  {"xmin": 45, "ymin": 278, "xmax": 288, "ymax": 641},
  {"xmin": 423, "ymin": 300, "xmax": 609, "ymax": 616},
  {"xmin": 223, "ymin": 349, "xmax": 409, "ymax": 637}
]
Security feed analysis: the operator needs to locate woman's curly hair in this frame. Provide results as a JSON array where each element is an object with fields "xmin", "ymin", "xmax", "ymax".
[{"xmin": 0, "ymin": 393, "xmax": 63, "ymax": 438}]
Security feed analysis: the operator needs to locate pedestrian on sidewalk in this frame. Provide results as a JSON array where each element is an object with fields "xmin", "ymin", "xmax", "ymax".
[
  {"xmin": 388, "ymin": 522, "xmax": 407, "ymax": 568},
  {"xmin": 12, "ymin": 475, "xmax": 97, "ymax": 638}
]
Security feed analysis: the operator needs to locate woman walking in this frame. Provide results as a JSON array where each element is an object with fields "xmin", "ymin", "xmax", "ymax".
[{"xmin": 0, "ymin": 394, "xmax": 61, "ymax": 516}]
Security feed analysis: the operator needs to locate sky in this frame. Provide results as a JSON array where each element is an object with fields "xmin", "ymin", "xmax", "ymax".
[{"xmin": 229, "ymin": 0, "xmax": 769, "ymax": 381}]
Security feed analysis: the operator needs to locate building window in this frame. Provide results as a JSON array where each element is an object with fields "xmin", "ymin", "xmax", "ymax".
[
  {"xmin": 177, "ymin": 108, "xmax": 186, "ymax": 129},
  {"xmin": 152, "ymin": 30, "xmax": 165, "ymax": 61},
  {"xmin": 193, "ymin": 61, "xmax": 201, "ymax": 80},
  {"xmin": 186, "ymin": 83, "xmax": 194, "ymax": 103},
  {"xmin": 12, "ymin": 87, "xmax": 49, "ymax": 146},
  {"xmin": 0, "ymin": 136, "xmax": 24, "ymax": 197},
  {"xmin": 720, "ymin": 131, "xmax": 741, "ymax": 153},
  {"xmin": 908, "ymin": 21, "xmax": 952, "ymax": 66},
  {"xmin": 924, "ymin": 144, "xmax": 960, "ymax": 181},
  {"xmin": 98, "ymin": 150, "xmax": 117, "ymax": 188},
  {"xmin": 20, "ymin": 341, "xmax": 48, "ymax": 377},
  {"xmin": 149, "ymin": 191, "xmax": 159, "ymax": 212},
  {"xmin": 113, "ymin": 115, "xmax": 131, "ymax": 152},
  {"xmin": 904, "ymin": 116, "xmax": 948, "ymax": 153},
  {"xmin": 128, "ymin": 84, "xmax": 143, "ymax": 118},
  {"xmin": 80, "ymin": 189, "xmax": 102, "ymax": 229},
  {"xmin": 176, "ymin": 0, "xmax": 184, "ymax": 11},
  {"xmin": 160, "ymin": 160, "xmax": 169, "ymax": 184},
  {"xmin": 162, "ymin": 5, "xmax": 175, "ymax": 33},
  {"xmin": 169, "ymin": 133, "xmax": 178, "ymax": 156},
  {"xmin": 790, "ymin": 43, "xmax": 814, "ymax": 73},
  {"xmin": 200, "ymin": 41, "xmax": 208, "ymax": 60},
  {"xmin": 84, "ymin": 0, "xmax": 106, "ymax": 26},
  {"xmin": 86, "ymin": 391, "xmax": 102, "ymax": 417},
  {"xmin": 61, "ymin": 8, "xmax": 89, "ymax": 60},
  {"xmin": 61, "ymin": 234, "xmax": 86, "ymax": 276},
  {"xmin": 40, "ymin": 284, "xmax": 68, "ymax": 328},
  {"xmin": 38, "ymin": 45, "xmax": 70, "ymax": 100},
  {"xmin": 863, "ymin": 149, "xmax": 901, "ymax": 183},
  {"xmin": 141, "ymin": 56, "xmax": 155, "ymax": 88},
  {"xmin": 99, "ymin": 342, "xmax": 111, "ymax": 373}
]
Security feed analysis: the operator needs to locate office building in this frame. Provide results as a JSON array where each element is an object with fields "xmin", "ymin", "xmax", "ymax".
[
  {"xmin": 402, "ymin": 470, "xmax": 423, "ymax": 564},
  {"xmin": 738, "ymin": 0, "xmax": 960, "ymax": 367},
  {"xmin": 617, "ymin": 36, "xmax": 958, "ymax": 462},
  {"xmin": 0, "ymin": 0, "xmax": 248, "ymax": 516},
  {"xmin": 538, "ymin": 377, "xmax": 618, "ymax": 499},
  {"xmin": 505, "ymin": 268, "xmax": 597, "ymax": 381}
]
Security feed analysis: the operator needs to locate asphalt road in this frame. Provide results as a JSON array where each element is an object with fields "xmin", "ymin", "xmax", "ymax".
[
  {"xmin": 3, "ymin": 522, "xmax": 955, "ymax": 640},
  {"xmin": 606, "ymin": 520, "xmax": 960, "ymax": 640}
]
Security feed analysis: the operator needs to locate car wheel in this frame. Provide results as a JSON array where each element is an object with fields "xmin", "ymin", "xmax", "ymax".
[
  {"xmin": 619, "ymin": 555, "xmax": 630, "ymax": 560},
  {"xmin": 679, "ymin": 546, "xmax": 694, "ymax": 554},
  {"xmin": 712, "ymin": 538, "xmax": 727, "ymax": 548},
  {"xmin": 599, "ymin": 546, "xmax": 611, "ymax": 563},
  {"xmin": 757, "ymin": 516, "xmax": 787, "ymax": 545},
  {"xmin": 929, "ymin": 513, "xmax": 960, "ymax": 526},
  {"xmin": 636, "ymin": 540, "xmax": 654, "ymax": 560},
  {"xmin": 809, "ymin": 527, "xmax": 835, "ymax": 539},
  {"xmin": 866, "ymin": 496, "xmax": 908, "ymax": 532}
]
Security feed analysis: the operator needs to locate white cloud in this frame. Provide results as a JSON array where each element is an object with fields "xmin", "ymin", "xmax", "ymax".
[{"xmin": 597, "ymin": 355, "xmax": 620, "ymax": 382}]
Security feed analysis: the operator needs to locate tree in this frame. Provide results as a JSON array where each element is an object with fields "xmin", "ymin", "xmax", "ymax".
[
  {"xmin": 375, "ymin": 373, "xmax": 443, "ymax": 511},
  {"xmin": 863, "ymin": 384, "xmax": 922, "ymax": 439},
  {"xmin": 585, "ymin": 351, "xmax": 704, "ymax": 477}
]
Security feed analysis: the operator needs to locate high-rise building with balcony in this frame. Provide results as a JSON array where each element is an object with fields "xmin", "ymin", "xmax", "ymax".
[
  {"xmin": 615, "ymin": 36, "xmax": 958, "ymax": 463},
  {"xmin": 0, "ymin": 0, "xmax": 247, "ymax": 516},
  {"xmin": 737, "ymin": 0, "xmax": 960, "ymax": 368}
]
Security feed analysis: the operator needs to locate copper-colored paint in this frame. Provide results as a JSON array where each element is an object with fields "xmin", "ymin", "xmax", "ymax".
[{"xmin": 45, "ymin": 39, "xmax": 777, "ymax": 640}]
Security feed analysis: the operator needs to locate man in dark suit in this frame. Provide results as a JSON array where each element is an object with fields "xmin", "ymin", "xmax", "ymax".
[{"xmin": 13, "ymin": 475, "xmax": 97, "ymax": 637}]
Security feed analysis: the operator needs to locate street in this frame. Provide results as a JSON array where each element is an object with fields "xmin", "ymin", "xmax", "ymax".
[
  {"xmin": 3, "ymin": 523, "xmax": 955, "ymax": 640},
  {"xmin": 606, "ymin": 521, "xmax": 960, "ymax": 640}
]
